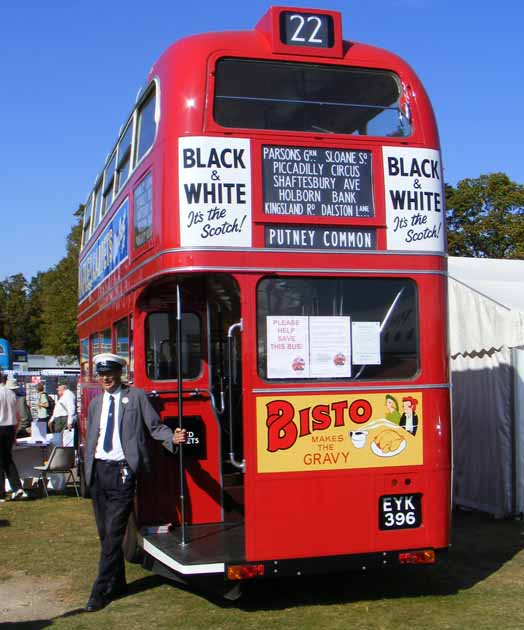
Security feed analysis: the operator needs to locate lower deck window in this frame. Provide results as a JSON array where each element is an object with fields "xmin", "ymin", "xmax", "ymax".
[
  {"xmin": 145, "ymin": 312, "xmax": 201, "ymax": 380},
  {"xmin": 114, "ymin": 317, "xmax": 131, "ymax": 380},
  {"xmin": 80, "ymin": 338, "xmax": 89, "ymax": 381},
  {"xmin": 257, "ymin": 277, "xmax": 418, "ymax": 381}
]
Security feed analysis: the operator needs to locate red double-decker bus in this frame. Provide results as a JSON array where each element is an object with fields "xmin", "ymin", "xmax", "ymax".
[{"xmin": 78, "ymin": 5, "xmax": 450, "ymax": 597}]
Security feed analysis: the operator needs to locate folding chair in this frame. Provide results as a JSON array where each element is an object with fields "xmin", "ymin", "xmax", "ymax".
[{"xmin": 33, "ymin": 446, "xmax": 80, "ymax": 498}]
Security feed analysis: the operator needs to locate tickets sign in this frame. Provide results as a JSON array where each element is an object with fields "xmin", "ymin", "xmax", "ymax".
[{"xmin": 256, "ymin": 392, "xmax": 423, "ymax": 472}]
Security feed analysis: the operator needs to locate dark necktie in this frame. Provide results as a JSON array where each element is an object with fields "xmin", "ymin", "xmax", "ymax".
[{"xmin": 103, "ymin": 395, "xmax": 115, "ymax": 452}]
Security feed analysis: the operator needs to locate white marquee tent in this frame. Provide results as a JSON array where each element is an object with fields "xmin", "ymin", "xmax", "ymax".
[{"xmin": 448, "ymin": 256, "xmax": 524, "ymax": 517}]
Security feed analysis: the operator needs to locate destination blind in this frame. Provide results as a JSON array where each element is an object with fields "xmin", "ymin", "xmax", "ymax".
[{"xmin": 262, "ymin": 146, "xmax": 374, "ymax": 219}]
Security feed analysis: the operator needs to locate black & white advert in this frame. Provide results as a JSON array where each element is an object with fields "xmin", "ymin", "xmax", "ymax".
[
  {"xmin": 383, "ymin": 147, "xmax": 445, "ymax": 252},
  {"xmin": 178, "ymin": 137, "xmax": 252, "ymax": 247}
]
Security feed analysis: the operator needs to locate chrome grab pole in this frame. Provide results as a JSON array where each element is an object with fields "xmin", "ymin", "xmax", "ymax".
[
  {"xmin": 176, "ymin": 283, "xmax": 186, "ymax": 545},
  {"xmin": 227, "ymin": 320, "xmax": 245, "ymax": 472}
]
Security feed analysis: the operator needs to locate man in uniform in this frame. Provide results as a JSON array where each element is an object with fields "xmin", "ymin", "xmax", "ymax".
[{"xmin": 84, "ymin": 352, "xmax": 187, "ymax": 612}]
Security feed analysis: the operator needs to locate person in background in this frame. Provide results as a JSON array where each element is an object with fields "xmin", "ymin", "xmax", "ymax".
[
  {"xmin": 59, "ymin": 383, "xmax": 77, "ymax": 430},
  {"xmin": 49, "ymin": 383, "xmax": 77, "ymax": 434},
  {"xmin": 0, "ymin": 377, "xmax": 28, "ymax": 501},
  {"xmin": 14, "ymin": 381, "xmax": 32, "ymax": 438},
  {"xmin": 84, "ymin": 353, "xmax": 187, "ymax": 612},
  {"xmin": 36, "ymin": 382, "xmax": 52, "ymax": 424}
]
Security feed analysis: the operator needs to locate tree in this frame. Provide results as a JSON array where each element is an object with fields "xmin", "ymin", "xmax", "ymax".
[
  {"xmin": 446, "ymin": 173, "xmax": 524, "ymax": 258},
  {"xmin": 39, "ymin": 207, "xmax": 83, "ymax": 357},
  {"xmin": 26, "ymin": 272, "xmax": 46, "ymax": 353},
  {"xmin": 0, "ymin": 281, "xmax": 6, "ymax": 339},
  {"xmin": 0, "ymin": 274, "xmax": 33, "ymax": 349},
  {"xmin": 0, "ymin": 275, "xmax": 37, "ymax": 350},
  {"xmin": 0, "ymin": 205, "xmax": 83, "ymax": 356}
]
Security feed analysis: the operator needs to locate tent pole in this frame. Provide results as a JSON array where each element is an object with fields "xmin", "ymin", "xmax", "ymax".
[{"xmin": 513, "ymin": 348, "xmax": 524, "ymax": 519}]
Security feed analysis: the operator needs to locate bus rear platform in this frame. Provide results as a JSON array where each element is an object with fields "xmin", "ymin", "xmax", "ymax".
[
  {"xmin": 138, "ymin": 520, "xmax": 447, "ymax": 599},
  {"xmin": 140, "ymin": 521, "xmax": 245, "ymax": 598}
]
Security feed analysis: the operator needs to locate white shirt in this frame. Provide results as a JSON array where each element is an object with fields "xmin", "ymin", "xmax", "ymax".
[
  {"xmin": 95, "ymin": 387, "xmax": 126, "ymax": 461},
  {"xmin": 0, "ymin": 386, "xmax": 18, "ymax": 427},
  {"xmin": 53, "ymin": 388, "xmax": 77, "ymax": 427}
]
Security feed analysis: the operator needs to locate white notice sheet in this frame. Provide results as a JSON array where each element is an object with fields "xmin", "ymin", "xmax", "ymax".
[
  {"xmin": 266, "ymin": 316, "xmax": 309, "ymax": 378},
  {"xmin": 309, "ymin": 316, "xmax": 351, "ymax": 378},
  {"xmin": 352, "ymin": 321, "xmax": 381, "ymax": 364}
]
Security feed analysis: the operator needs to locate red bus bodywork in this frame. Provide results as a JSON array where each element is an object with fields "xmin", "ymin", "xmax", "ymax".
[{"xmin": 78, "ymin": 6, "xmax": 450, "ymax": 595}]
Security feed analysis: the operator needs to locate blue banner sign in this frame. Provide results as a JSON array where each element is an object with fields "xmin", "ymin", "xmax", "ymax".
[{"xmin": 79, "ymin": 200, "xmax": 129, "ymax": 302}]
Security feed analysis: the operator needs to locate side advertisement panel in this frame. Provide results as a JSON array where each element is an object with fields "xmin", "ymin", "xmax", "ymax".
[{"xmin": 78, "ymin": 199, "xmax": 129, "ymax": 303}]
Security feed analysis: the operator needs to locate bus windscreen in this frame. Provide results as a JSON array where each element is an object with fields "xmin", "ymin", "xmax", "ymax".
[{"xmin": 214, "ymin": 58, "xmax": 411, "ymax": 137}]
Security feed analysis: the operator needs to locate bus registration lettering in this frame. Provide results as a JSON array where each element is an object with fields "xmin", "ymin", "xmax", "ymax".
[{"xmin": 379, "ymin": 494, "xmax": 422, "ymax": 530}]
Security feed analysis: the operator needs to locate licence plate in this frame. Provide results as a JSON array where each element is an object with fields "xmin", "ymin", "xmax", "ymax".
[{"xmin": 379, "ymin": 493, "xmax": 422, "ymax": 530}]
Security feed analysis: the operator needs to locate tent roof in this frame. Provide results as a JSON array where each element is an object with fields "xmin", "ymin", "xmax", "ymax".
[
  {"xmin": 448, "ymin": 256, "xmax": 524, "ymax": 312},
  {"xmin": 448, "ymin": 256, "xmax": 524, "ymax": 355}
]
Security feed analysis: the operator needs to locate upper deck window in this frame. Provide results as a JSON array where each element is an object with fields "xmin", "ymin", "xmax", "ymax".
[
  {"xmin": 214, "ymin": 58, "xmax": 410, "ymax": 137},
  {"xmin": 81, "ymin": 195, "xmax": 94, "ymax": 247},
  {"xmin": 81, "ymin": 80, "xmax": 158, "ymax": 251},
  {"xmin": 102, "ymin": 152, "xmax": 117, "ymax": 215},
  {"xmin": 134, "ymin": 86, "xmax": 157, "ymax": 164},
  {"xmin": 116, "ymin": 122, "xmax": 133, "ymax": 192},
  {"xmin": 93, "ymin": 180, "xmax": 103, "ymax": 226}
]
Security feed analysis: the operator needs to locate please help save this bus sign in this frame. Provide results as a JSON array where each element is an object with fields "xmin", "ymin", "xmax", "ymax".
[{"xmin": 383, "ymin": 147, "xmax": 445, "ymax": 252}]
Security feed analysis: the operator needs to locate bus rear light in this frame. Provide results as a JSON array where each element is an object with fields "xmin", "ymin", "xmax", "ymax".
[
  {"xmin": 398, "ymin": 549, "xmax": 435, "ymax": 564},
  {"xmin": 227, "ymin": 564, "xmax": 265, "ymax": 580}
]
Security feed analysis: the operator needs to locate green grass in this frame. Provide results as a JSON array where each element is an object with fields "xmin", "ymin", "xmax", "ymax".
[{"xmin": 2, "ymin": 497, "xmax": 524, "ymax": 629}]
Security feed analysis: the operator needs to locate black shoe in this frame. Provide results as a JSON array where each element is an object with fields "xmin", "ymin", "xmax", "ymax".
[{"xmin": 84, "ymin": 595, "xmax": 109, "ymax": 612}]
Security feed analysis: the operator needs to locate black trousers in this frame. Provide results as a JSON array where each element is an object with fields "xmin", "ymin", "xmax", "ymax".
[
  {"xmin": 90, "ymin": 459, "xmax": 136, "ymax": 597},
  {"xmin": 0, "ymin": 426, "xmax": 22, "ymax": 498}
]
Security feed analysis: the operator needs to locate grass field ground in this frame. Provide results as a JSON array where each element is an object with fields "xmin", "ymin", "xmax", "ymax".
[{"xmin": 2, "ymin": 495, "xmax": 524, "ymax": 629}]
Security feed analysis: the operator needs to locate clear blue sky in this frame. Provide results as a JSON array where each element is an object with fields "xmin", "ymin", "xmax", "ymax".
[{"xmin": 2, "ymin": 0, "xmax": 523, "ymax": 282}]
